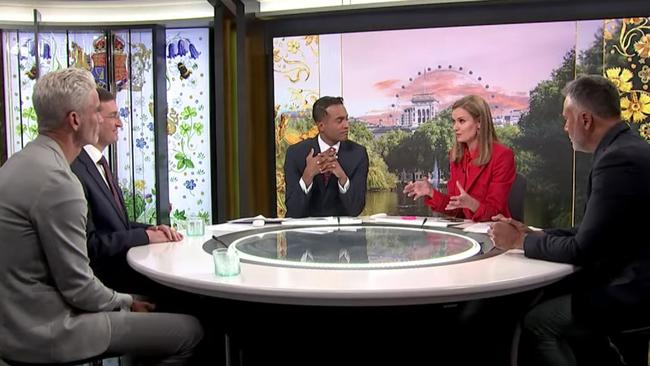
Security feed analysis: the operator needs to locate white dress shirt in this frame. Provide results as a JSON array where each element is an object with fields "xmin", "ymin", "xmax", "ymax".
[
  {"xmin": 83, "ymin": 145, "xmax": 111, "ymax": 189},
  {"xmin": 299, "ymin": 135, "xmax": 351, "ymax": 194}
]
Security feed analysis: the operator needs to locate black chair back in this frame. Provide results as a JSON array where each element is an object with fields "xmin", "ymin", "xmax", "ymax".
[{"xmin": 508, "ymin": 173, "xmax": 527, "ymax": 222}]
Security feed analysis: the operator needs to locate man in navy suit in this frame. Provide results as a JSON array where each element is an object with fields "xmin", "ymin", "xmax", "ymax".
[
  {"xmin": 71, "ymin": 87, "xmax": 182, "ymax": 294},
  {"xmin": 284, "ymin": 96, "xmax": 369, "ymax": 218},
  {"xmin": 491, "ymin": 75, "xmax": 650, "ymax": 365}
]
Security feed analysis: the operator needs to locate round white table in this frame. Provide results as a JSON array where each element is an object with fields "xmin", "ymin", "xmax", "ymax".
[{"xmin": 127, "ymin": 222, "xmax": 575, "ymax": 306}]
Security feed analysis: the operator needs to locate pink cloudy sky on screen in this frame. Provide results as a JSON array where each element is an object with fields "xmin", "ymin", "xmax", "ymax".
[{"xmin": 340, "ymin": 20, "xmax": 603, "ymax": 118}]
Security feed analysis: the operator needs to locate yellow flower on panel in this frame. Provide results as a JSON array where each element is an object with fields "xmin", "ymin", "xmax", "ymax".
[
  {"xmin": 275, "ymin": 113, "xmax": 288, "ymax": 145},
  {"xmin": 135, "ymin": 179, "xmax": 146, "ymax": 191},
  {"xmin": 621, "ymin": 92, "xmax": 650, "ymax": 123},
  {"xmin": 289, "ymin": 88, "xmax": 304, "ymax": 101},
  {"xmin": 606, "ymin": 67, "xmax": 633, "ymax": 92},
  {"xmin": 273, "ymin": 48, "xmax": 281, "ymax": 62},
  {"xmin": 287, "ymin": 40, "xmax": 300, "ymax": 54},
  {"xmin": 603, "ymin": 19, "xmax": 618, "ymax": 41},
  {"xmin": 625, "ymin": 18, "xmax": 643, "ymax": 25},
  {"xmin": 277, "ymin": 204, "xmax": 286, "ymax": 219},
  {"xmin": 300, "ymin": 126, "xmax": 319, "ymax": 140},
  {"xmin": 276, "ymin": 171, "xmax": 285, "ymax": 194},
  {"xmin": 304, "ymin": 35, "xmax": 318, "ymax": 46},
  {"xmin": 634, "ymin": 34, "xmax": 650, "ymax": 59},
  {"xmin": 640, "ymin": 123, "xmax": 650, "ymax": 141},
  {"xmin": 639, "ymin": 65, "xmax": 650, "ymax": 83},
  {"xmin": 284, "ymin": 131, "xmax": 302, "ymax": 145},
  {"xmin": 283, "ymin": 126, "xmax": 319, "ymax": 145}
]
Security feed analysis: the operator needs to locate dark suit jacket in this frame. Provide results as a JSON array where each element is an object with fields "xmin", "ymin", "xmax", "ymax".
[
  {"xmin": 285, "ymin": 229, "xmax": 369, "ymax": 264},
  {"xmin": 284, "ymin": 136, "xmax": 369, "ymax": 218},
  {"xmin": 524, "ymin": 123, "xmax": 650, "ymax": 330},
  {"xmin": 71, "ymin": 149, "xmax": 150, "ymax": 290}
]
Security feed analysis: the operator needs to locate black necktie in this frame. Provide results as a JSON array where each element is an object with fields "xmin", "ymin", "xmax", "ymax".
[{"xmin": 98, "ymin": 156, "xmax": 124, "ymax": 214}]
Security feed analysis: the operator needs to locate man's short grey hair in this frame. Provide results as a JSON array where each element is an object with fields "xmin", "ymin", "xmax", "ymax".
[
  {"xmin": 561, "ymin": 75, "xmax": 621, "ymax": 119},
  {"xmin": 33, "ymin": 68, "xmax": 97, "ymax": 133}
]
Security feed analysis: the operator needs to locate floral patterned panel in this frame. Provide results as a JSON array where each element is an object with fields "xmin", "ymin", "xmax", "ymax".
[
  {"xmin": 115, "ymin": 30, "xmax": 158, "ymax": 224},
  {"xmin": 273, "ymin": 35, "xmax": 321, "ymax": 217},
  {"xmin": 3, "ymin": 31, "xmax": 22, "ymax": 155},
  {"xmin": 166, "ymin": 28, "xmax": 212, "ymax": 227},
  {"xmin": 604, "ymin": 17, "xmax": 650, "ymax": 141},
  {"xmin": 114, "ymin": 31, "xmax": 135, "ymax": 221},
  {"xmin": 3, "ymin": 31, "xmax": 67, "ymax": 155},
  {"xmin": 68, "ymin": 32, "xmax": 107, "ymax": 88}
]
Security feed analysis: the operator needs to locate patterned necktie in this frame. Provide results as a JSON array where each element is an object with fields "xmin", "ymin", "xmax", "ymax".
[
  {"xmin": 98, "ymin": 156, "xmax": 125, "ymax": 214},
  {"xmin": 323, "ymin": 147, "xmax": 335, "ymax": 185}
]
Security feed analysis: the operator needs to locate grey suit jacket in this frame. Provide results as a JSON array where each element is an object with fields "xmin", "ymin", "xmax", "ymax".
[{"xmin": 0, "ymin": 135, "xmax": 132, "ymax": 363}]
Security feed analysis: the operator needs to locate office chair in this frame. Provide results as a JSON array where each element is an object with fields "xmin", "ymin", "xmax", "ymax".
[
  {"xmin": 509, "ymin": 173, "xmax": 527, "ymax": 222},
  {"xmin": 610, "ymin": 325, "xmax": 650, "ymax": 366}
]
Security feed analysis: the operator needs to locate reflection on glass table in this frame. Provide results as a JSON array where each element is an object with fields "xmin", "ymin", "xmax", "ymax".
[{"xmin": 229, "ymin": 226, "xmax": 481, "ymax": 269}]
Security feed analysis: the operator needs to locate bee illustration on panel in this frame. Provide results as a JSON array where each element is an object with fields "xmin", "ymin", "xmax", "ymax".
[
  {"xmin": 177, "ymin": 62, "xmax": 191, "ymax": 79},
  {"xmin": 25, "ymin": 65, "xmax": 38, "ymax": 80}
]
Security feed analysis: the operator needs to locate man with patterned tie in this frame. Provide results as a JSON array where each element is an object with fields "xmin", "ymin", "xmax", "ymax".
[
  {"xmin": 71, "ymin": 87, "xmax": 182, "ymax": 294},
  {"xmin": 284, "ymin": 96, "xmax": 369, "ymax": 218}
]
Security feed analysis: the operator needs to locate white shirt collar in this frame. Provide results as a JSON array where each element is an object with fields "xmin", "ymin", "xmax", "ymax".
[
  {"xmin": 317, "ymin": 135, "xmax": 340, "ymax": 153},
  {"xmin": 83, "ymin": 145, "xmax": 104, "ymax": 164}
]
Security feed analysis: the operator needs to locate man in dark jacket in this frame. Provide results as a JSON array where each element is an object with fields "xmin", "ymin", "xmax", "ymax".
[
  {"xmin": 491, "ymin": 75, "xmax": 650, "ymax": 365},
  {"xmin": 71, "ymin": 87, "xmax": 182, "ymax": 294},
  {"xmin": 284, "ymin": 96, "xmax": 369, "ymax": 218}
]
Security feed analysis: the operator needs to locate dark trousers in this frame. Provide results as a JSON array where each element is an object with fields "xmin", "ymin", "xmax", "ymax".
[{"xmin": 520, "ymin": 294, "xmax": 624, "ymax": 366}]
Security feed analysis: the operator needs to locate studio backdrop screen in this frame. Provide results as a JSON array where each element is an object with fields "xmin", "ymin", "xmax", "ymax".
[{"xmin": 273, "ymin": 18, "xmax": 650, "ymax": 227}]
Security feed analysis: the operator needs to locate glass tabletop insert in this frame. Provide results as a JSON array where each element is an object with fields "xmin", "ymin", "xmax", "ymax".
[{"xmin": 231, "ymin": 226, "xmax": 481, "ymax": 269}]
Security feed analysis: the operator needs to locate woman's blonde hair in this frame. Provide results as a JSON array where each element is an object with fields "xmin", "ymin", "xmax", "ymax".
[{"xmin": 450, "ymin": 95, "xmax": 498, "ymax": 166}]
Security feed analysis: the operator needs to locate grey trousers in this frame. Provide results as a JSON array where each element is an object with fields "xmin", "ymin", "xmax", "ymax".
[{"xmin": 105, "ymin": 311, "xmax": 203, "ymax": 366}]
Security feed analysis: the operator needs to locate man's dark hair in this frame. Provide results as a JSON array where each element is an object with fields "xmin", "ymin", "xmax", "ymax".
[
  {"xmin": 96, "ymin": 87, "xmax": 116, "ymax": 103},
  {"xmin": 312, "ymin": 96, "xmax": 344, "ymax": 123},
  {"xmin": 562, "ymin": 75, "xmax": 621, "ymax": 119}
]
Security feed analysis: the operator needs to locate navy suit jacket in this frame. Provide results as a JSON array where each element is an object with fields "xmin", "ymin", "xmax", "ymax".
[
  {"xmin": 284, "ymin": 136, "xmax": 369, "ymax": 218},
  {"xmin": 524, "ymin": 123, "xmax": 650, "ymax": 330},
  {"xmin": 71, "ymin": 149, "xmax": 150, "ymax": 279}
]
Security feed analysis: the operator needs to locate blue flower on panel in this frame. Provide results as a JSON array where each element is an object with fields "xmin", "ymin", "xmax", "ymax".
[
  {"xmin": 42, "ymin": 43, "xmax": 51, "ymax": 59},
  {"xmin": 24, "ymin": 39, "xmax": 52, "ymax": 59},
  {"xmin": 147, "ymin": 122, "xmax": 154, "ymax": 131},
  {"xmin": 119, "ymin": 107, "xmax": 129, "ymax": 119},
  {"xmin": 189, "ymin": 43, "xmax": 200, "ymax": 59},
  {"xmin": 167, "ymin": 42, "xmax": 177, "ymax": 59},
  {"xmin": 26, "ymin": 39, "xmax": 35, "ymax": 56},
  {"xmin": 135, "ymin": 138, "xmax": 147, "ymax": 149},
  {"xmin": 177, "ymin": 39, "xmax": 188, "ymax": 57},
  {"xmin": 184, "ymin": 179, "xmax": 196, "ymax": 191}
]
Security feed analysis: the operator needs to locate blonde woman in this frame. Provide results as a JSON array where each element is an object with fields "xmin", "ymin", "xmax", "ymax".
[{"xmin": 403, "ymin": 95, "xmax": 516, "ymax": 221}]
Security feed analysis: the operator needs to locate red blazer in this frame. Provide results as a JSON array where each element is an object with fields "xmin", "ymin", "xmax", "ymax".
[{"xmin": 424, "ymin": 142, "xmax": 515, "ymax": 221}]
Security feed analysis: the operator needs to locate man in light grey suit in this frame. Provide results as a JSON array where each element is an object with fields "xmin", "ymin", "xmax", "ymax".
[{"xmin": 0, "ymin": 68, "xmax": 202, "ymax": 364}]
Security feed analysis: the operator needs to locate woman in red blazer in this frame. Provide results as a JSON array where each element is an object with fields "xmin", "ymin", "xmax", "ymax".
[{"xmin": 403, "ymin": 95, "xmax": 516, "ymax": 221}]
